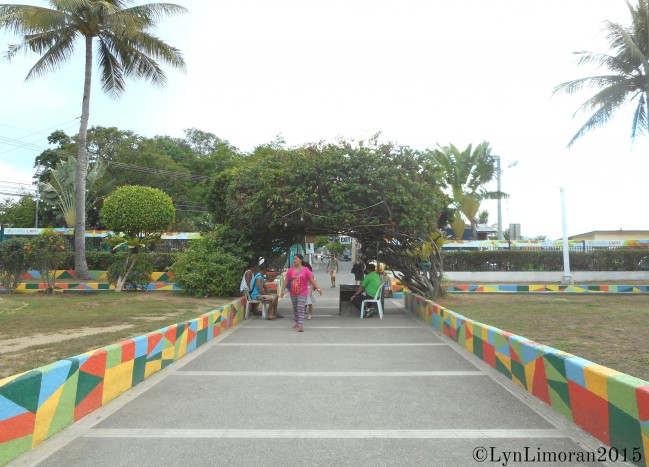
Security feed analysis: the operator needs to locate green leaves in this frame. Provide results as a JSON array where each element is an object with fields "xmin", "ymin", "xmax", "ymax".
[
  {"xmin": 100, "ymin": 185, "xmax": 175, "ymax": 236},
  {"xmin": 554, "ymin": 0, "xmax": 649, "ymax": 145}
]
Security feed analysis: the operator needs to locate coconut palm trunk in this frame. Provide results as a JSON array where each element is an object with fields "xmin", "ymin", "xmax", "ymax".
[{"xmin": 75, "ymin": 36, "xmax": 93, "ymax": 279}]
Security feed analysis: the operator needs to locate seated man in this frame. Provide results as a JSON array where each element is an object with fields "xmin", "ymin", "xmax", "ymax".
[
  {"xmin": 240, "ymin": 260, "xmax": 261, "ymax": 315},
  {"xmin": 249, "ymin": 262, "xmax": 282, "ymax": 319},
  {"xmin": 350, "ymin": 263, "xmax": 382, "ymax": 317}
]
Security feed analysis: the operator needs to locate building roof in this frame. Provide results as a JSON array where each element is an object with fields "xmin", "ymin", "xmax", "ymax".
[{"xmin": 568, "ymin": 230, "xmax": 649, "ymax": 239}]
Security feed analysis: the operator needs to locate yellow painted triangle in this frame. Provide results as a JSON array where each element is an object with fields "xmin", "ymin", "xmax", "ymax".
[{"xmin": 32, "ymin": 384, "xmax": 64, "ymax": 446}]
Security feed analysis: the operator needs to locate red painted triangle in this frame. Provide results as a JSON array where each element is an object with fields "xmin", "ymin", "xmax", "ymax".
[{"xmin": 80, "ymin": 350, "xmax": 107, "ymax": 378}]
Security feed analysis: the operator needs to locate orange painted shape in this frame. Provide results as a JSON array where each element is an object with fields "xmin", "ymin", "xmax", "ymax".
[
  {"xmin": 531, "ymin": 358, "xmax": 551, "ymax": 405},
  {"xmin": 118, "ymin": 340, "xmax": 135, "ymax": 363},
  {"xmin": 637, "ymin": 385, "xmax": 649, "ymax": 421},
  {"xmin": 568, "ymin": 380, "xmax": 610, "ymax": 445},
  {"xmin": 73, "ymin": 383, "xmax": 104, "ymax": 421},
  {"xmin": 0, "ymin": 411, "xmax": 36, "ymax": 443},
  {"xmin": 483, "ymin": 343, "xmax": 496, "ymax": 368},
  {"xmin": 147, "ymin": 333, "xmax": 163, "ymax": 354},
  {"xmin": 79, "ymin": 350, "xmax": 107, "ymax": 378}
]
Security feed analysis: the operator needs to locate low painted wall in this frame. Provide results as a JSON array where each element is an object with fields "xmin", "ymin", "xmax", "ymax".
[
  {"xmin": 445, "ymin": 271, "xmax": 649, "ymax": 282},
  {"xmin": 448, "ymin": 284, "xmax": 649, "ymax": 294},
  {"xmin": 405, "ymin": 291, "xmax": 649, "ymax": 467},
  {"xmin": 0, "ymin": 297, "xmax": 245, "ymax": 465},
  {"xmin": 0, "ymin": 271, "xmax": 180, "ymax": 293}
]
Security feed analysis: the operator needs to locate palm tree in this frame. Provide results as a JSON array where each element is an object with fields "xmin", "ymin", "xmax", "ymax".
[
  {"xmin": 0, "ymin": 1, "xmax": 187, "ymax": 278},
  {"xmin": 554, "ymin": 0, "xmax": 649, "ymax": 146},
  {"xmin": 40, "ymin": 156, "xmax": 115, "ymax": 227},
  {"xmin": 432, "ymin": 142, "xmax": 499, "ymax": 240}
]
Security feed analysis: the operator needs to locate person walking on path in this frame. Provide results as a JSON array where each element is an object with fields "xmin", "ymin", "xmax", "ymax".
[
  {"xmin": 351, "ymin": 257, "xmax": 365, "ymax": 285},
  {"xmin": 326, "ymin": 254, "xmax": 339, "ymax": 287},
  {"xmin": 281, "ymin": 254, "xmax": 323, "ymax": 332}
]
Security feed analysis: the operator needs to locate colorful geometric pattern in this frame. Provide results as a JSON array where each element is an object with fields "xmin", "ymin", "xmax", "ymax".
[
  {"xmin": 0, "ymin": 297, "xmax": 245, "ymax": 465},
  {"xmin": 385, "ymin": 272, "xmax": 405, "ymax": 298},
  {"xmin": 0, "ymin": 271, "xmax": 181, "ymax": 294},
  {"xmin": 448, "ymin": 284, "xmax": 649, "ymax": 294},
  {"xmin": 405, "ymin": 291, "xmax": 649, "ymax": 467}
]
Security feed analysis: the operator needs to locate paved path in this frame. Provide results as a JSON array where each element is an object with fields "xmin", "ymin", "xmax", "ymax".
[{"xmin": 11, "ymin": 267, "xmax": 616, "ymax": 466}]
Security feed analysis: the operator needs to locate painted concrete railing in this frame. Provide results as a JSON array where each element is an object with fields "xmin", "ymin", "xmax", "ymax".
[
  {"xmin": 448, "ymin": 284, "xmax": 649, "ymax": 294},
  {"xmin": 405, "ymin": 291, "xmax": 649, "ymax": 466},
  {"xmin": 0, "ymin": 270, "xmax": 180, "ymax": 293},
  {"xmin": 0, "ymin": 297, "xmax": 245, "ymax": 465}
]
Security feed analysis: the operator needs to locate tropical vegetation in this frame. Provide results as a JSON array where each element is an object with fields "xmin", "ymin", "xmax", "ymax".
[
  {"xmin": 554, "ymin": 0, "xmax": 649, "ymax": 146},
  {"xmin": 101, "ymin": 185, "xmax": 175, "ymax": 292},
  {"xmin": 0, "ymin": 0, "xmax": 187, "ymax": 278},
  {"xmin": 430, "ymin": 142, "xmax": 499, "ymax": 240}
]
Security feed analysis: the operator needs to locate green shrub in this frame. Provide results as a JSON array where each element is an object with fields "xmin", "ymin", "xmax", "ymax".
[
  {"xmin": 0, "ymin": 237, "xmax": 29, "ymax": 292},
  {"xmin": 107, "ymin": 254, "xmax": 154, "ymax": 291},
  {"xmin": 170, "ymin": 232, "xmax": 242, "ymax": 296},
  {"xmin": 26, "ymin": 229, "xmax": 69, "ymax": 294},
  {"xmin": 101, "ymin": 185, "xmax": 175, "ymax": 235}
]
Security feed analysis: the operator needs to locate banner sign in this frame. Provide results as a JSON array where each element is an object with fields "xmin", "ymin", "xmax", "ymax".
[{"xmin": 3, "ymin": 228, "xmax": 202, "ymax": 240}]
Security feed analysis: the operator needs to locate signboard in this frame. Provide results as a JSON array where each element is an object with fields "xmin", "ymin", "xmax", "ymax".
[{"xmin": 3, "ymin": 228, "xmax": 203, "ymax": 240}]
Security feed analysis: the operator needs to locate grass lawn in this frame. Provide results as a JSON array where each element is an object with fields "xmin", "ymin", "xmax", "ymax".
[
  {"xmin": 435, "ymin": 293, "xmax": 649, "ymax": 383},
  {"xmin": 0, "ymin": 292, "xmax": 230, "ymax": 380},
  {"xmin": 2, "ymin": 291, "xmax": 648, "ymax": 383}
]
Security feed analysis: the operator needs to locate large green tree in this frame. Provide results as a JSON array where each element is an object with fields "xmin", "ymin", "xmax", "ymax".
[
  {"xmin": 554, "ymin": 0, "xmax": 649, "ymax": 146},
  {"xmin": 208, "ymin": 137, "xmax": 450, "ymax": 296},
  {"xmin": 1, "ymin": 0, "xmax": 187, "ymax": 278},
  {"xmin": 430, "ymin": 142, "xmax": 498, "ymax": 240}
]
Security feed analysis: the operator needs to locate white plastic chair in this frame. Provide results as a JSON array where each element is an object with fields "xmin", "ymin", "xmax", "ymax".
[
  {"xmin": 244, "ymin": 286, "xmax": 267, "ymax": 319},
  {"xmin": 360, "ymin": 280, "xmax": 384, "ymax": 319}
]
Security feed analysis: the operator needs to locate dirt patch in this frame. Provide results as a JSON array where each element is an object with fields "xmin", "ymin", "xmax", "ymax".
[{"xmin": 0, "ymin": 325, "xmax": 133, "ymax": 354}]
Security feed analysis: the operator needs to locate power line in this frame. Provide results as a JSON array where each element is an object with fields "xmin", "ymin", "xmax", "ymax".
[{"xmin": 107, "ymin": 161, "xmax": 214, "ymax": 181}]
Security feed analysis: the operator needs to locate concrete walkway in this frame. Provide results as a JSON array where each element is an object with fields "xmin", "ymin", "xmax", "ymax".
[{"xmin": 11, "ymin": 267, "xmax": 617, "ymax": 466}]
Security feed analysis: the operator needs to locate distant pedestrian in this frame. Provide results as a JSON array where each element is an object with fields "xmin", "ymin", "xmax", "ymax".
[
  {"xmin": 351, "ymin": 257, "xmax": 365, "ymax": 285},
  {"xmin": 281, "ymin": 254, "xmax": 323, "ymax": 332},
  {"xmin": 327, "ymin": 254, "xmax": 339, "ymax": 287}
]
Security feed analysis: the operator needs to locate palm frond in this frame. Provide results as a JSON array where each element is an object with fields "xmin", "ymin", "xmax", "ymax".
[
  {"xmin": 24, "ymin": 28, "xmax": 78, "ymax": 79},
  {"xmin": 96, "ymin": 36, "xmax": 126, "ymax": 97},
  {"xmin": 118, "ymin": 3, "xmax": 188, "ymax": 27},
  {"xmin": 556, "ymin": 0, "xmax": 649, "ymax": 145},
  {"xmin": 630, "ymin": 92, "xmax": 648, "ymax": 140}
]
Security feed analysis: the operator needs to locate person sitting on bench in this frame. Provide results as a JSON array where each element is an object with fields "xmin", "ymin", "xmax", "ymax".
[{"xmin": 249, "ymin": 261, "xmax": 282, "ymax": 319}]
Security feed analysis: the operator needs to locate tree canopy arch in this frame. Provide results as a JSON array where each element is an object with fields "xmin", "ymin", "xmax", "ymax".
[{"xmin": 208, "ymin": 137, "xmax": 451, "ymax": 297}]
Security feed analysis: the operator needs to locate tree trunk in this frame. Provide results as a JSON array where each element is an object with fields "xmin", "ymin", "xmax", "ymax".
[
  {"xmin": 74, "ymin": 35, "xmax": 93, "ymax": 279},
  {"xmin": 115, "ymin": 249, "xmax": 139, "ymax": 292}
]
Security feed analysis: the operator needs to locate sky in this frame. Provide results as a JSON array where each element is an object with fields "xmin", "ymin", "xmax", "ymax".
[{"xmin": 1, "ymin": 0, "xmax": 649, "ymax": 240}]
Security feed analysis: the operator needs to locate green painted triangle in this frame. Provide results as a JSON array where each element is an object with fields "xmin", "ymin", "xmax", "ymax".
[
  {"xmin": 0, "ymin": 371, "xmax": 42, "ymax": 413},
  {"xmin": 75, "ymin": 371, "xmax": 104, "ymax": 406}
]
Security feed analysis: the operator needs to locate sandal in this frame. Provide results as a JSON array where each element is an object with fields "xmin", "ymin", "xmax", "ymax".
[
  {"xmin": 307, "ymin": 314, "xmax": 312, "ymax": 320},
  {"xmin": 297, "ymin": 325, "xmax": 304, "ymax": 332},
  {"xmin": 266, "ymin": 315, "xmax": 277, "ymax": 320}
]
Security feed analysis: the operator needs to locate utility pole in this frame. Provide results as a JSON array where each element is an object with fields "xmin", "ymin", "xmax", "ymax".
[{"xmin": 560, "ymin": 187, "xmax": 573, "ymax": 285}]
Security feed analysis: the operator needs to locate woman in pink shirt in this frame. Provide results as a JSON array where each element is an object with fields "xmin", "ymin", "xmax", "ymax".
[{"xmin": 281, "ymin": 254, "xmax": 323, "ymax": 332}]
